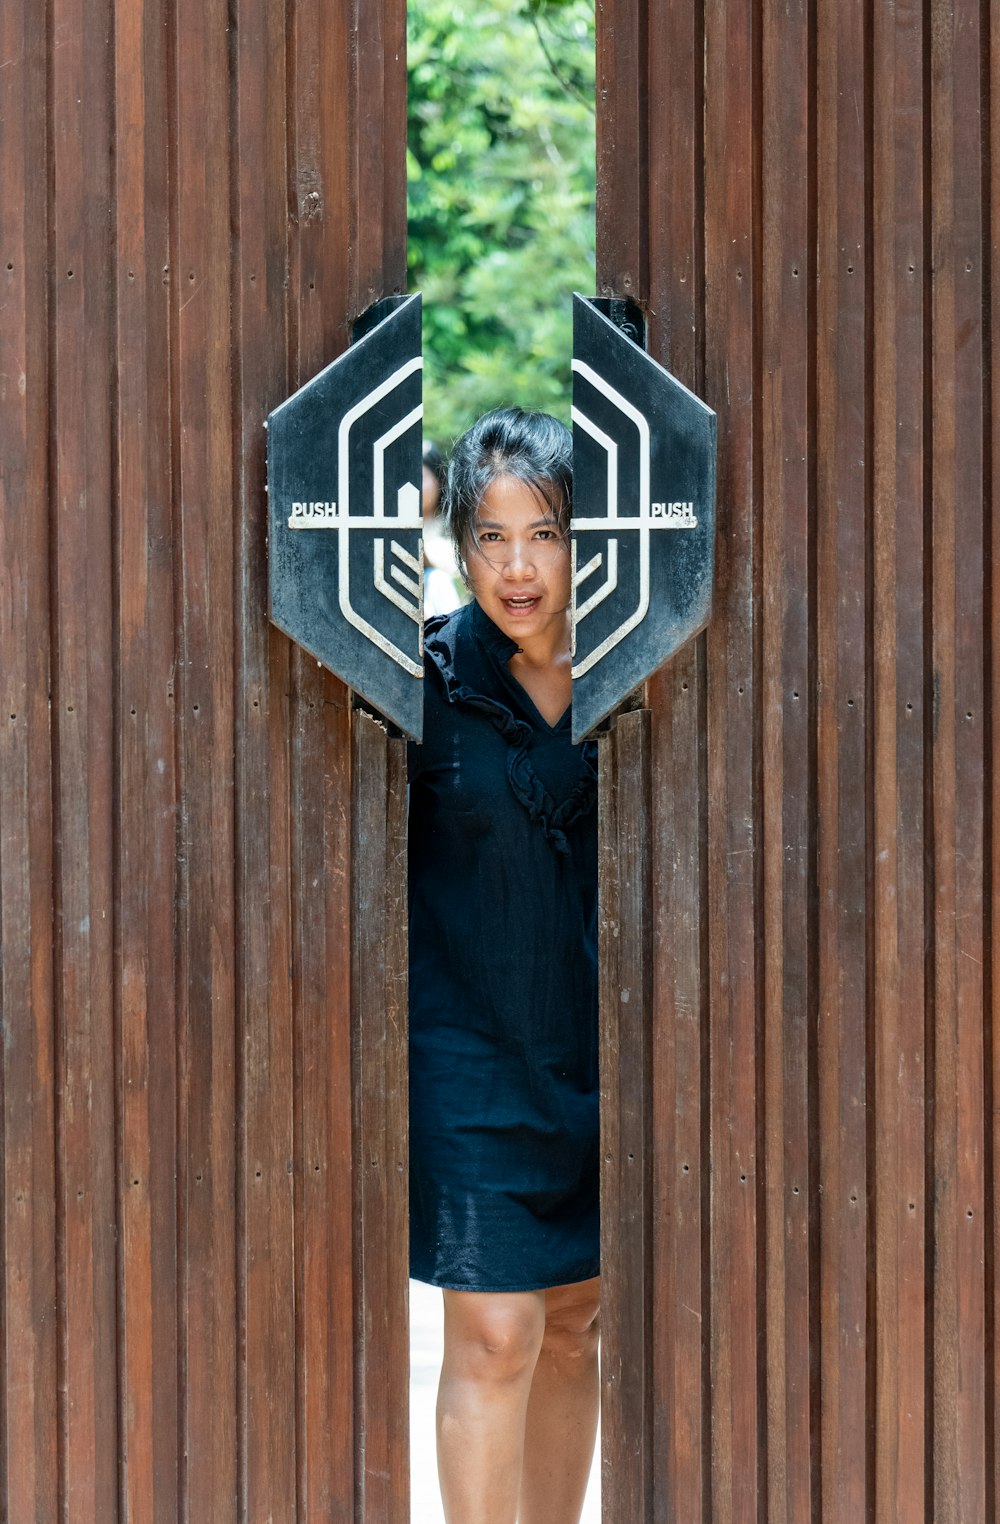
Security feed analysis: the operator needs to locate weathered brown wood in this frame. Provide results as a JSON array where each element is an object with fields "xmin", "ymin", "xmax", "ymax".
[
  {"xmin": 231, "ymin": 0, "xmax": 297, "ymax": 1517},
  {"xmin": 815, "ymin": 0, "xmax": 871, "ymax": 1516},
  {"xmin": 173, "ymin": 0, "xmax": 238, "ymax": 1514},
  {"xmin": 113, "ymin": 0, "xmax": 179, "ymax": 1514},
  {"xmin": 598, "ymin": 711, "xmax": 653, "ymax": 1522},
  {"xmin": 760, "ymin": 0, "xmax": 815, "ymax": 1517},
  {"xmin": 644, "ymin": 2, "xmax": 708, "ymax": 1517},
  {"xmin": 347, "ymin": 10, "xmax": 409, "ymax": 1515},
  {"xmin": 647, "ymin": 647, "xmax": 708, "ymax": 1524},
  {"xmin": 871, "ymin": 1, "xmax": 929, "ymax": 1518},
  {"xmin": 991, "ymin": 7, "xmax": 1000, "ymax": 1516},
  {"xmin": 0, "ymin": 0, "xmax": 58, "ymax": 1515},
  {"xmin": 49, "ymin": 0, "xmax": 119, "ymax": 1515},
  {"xmin": 289, "ymin": 672, "xmax": 355, "ymax": 1524},
  {"xmin": 5, "ymin": 0, "xmax": 1000, "ymax": 1517},
  {"xmin": 352, "ymin": 713, "xmax": 410, "ymax": 1524},
  {"xmin": 703, "ymin": 0, "xmax": 761, "ymax": 1517},
  {"xmin": 2, "ymin": 0, "xmax": 404, "ymax": 1515},
  {"xmin": 929, "ymin": 3, "xmax": 989, "ymax": 1519},
  {"xmin": 595, "ymin": 0, "xmax": 647, "ymax": 302},
  {"xmin": 287, "ymin": 7, "xmax": 357, "ymax": 1518},
  {"xmin": 354, "ymin": 0, "xmax": 409, "ymax": 308},
  {"xmin": 48, "ymin": 0, "xmax": 118, "ymax": 1515}
]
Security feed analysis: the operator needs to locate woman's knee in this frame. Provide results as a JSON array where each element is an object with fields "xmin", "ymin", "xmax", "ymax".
[
  {"xmin": 540, "ymin": 1280, "xmax": 601, "ymax": 1364},
  {"xmin": 443, "ymin": 1290, "xmax": 546, "ymax": 1385}
]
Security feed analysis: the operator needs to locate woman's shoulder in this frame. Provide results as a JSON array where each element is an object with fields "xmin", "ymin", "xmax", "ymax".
[
  {"xmin": 422, "ymin": 602, "xmax": 490, "ymax": 698},
  {"xmin": 413, "ymin": 602, "xmax": 523, "ymax": 757}
]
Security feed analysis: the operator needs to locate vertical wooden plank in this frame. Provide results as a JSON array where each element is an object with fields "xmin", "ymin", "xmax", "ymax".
[
  {"xmin": 644, "ymin": 1, "xmax": 709, "ymax": 1515},
  {"xmin": 232, "ymin": 0, "xmax": 296, "ymax": 1515},
  {"xmin": 814, "ymin": 0, "xmax": 871, "ymax": 1515},
  {"xmin": 0, "ymin": 0, "xmax": 58, "ymax": 1515},
  {"xmin": 291, "ymin": 680, "xmax": 354, "ymax": 1523},
  {"xmin": 703, "ymin": 0, "xmax": 761, "ymax": 1514},
  {"xmin": 286, "ymin": 3, "xmax": 360, "ymax": 1514},
  {"xmin": 49, "ymin": 0, "xmax": 119, "ymax": 1515},
  {"xmin": 760, "ymin": 0, "xmax": 815, "ymax": 1516},
  {"xmin": 349, "ymin": 6, "xmax": 409, "ymax": 1514},
  {"xmin": 289, "ymin": 0, "xmax": 351, "ymax": 369},
  {"xmin": 870, "ymin": 0, "xmax": 929, "ymax": 1518},
  {"xmin": 647, "ymin": 649, "xmax": 708, "ymax": 1524},
  {"xmin": 113, "ymin": 0, "xmax": 180, "ymax": 1512},
  {"xmin": 929, "ymin": 1, "xmax": 988, "ymax": 1518},
  {"xmin": 354, "ymin": 0, "xmax": 409, "ymax": 307},
  {"xmin": 598, "ymin": 712, "xmax": 653, "ymax": 1522},
  {"xmin": 991, "ymin": 4, "xmax": 1000, "ymax": 1514},
  {"xmin": 352, "ymin": 715, "xmax": 410, "ymax": 1524},
  {"xmin": 172, "ymin": 0, "xmax": 238, "ymax": 1515},
  {"xmin": 595, "ymin": 0, "xmax": 646, "ymax": 301}
]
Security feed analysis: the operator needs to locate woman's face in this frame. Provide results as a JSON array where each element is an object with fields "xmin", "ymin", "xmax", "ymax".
[{"xmin": 464, "ymin": 474, "xmax": 571, "ymax": 648}]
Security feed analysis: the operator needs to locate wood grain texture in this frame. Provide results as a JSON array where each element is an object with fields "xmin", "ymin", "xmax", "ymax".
[
  {"xmin": 759, "ymin": 0, "xmax": 815, "ymax": 1517},
  {"xmin": 871, "ymin": 1, "xmax": 929, "ymax": 1518},
  {"xmin": 644, "ymin": 2, "xmax": 709, "ymax": 1518},
  {"xmin": 232, "ymin": 0, "xmax": 297, "ymax": 1516},
  {"xmin": 598, "ymin": 712, "xmax": 653, "ymax": 1522},
  {"xmin": 599, "ymin": 0, "xmax": 994, "ymax": 1519},
  {"xmin": 352, "ymin": 714, "xmax": 410, "ymax": 1524},
  {"xmin": 595, "ymin": 0, "xmax": 646, "ymax": 300},
  {"xmin": 0, "ymin": 0, "xmax": 57, "ymax": 1516},
  {"xmin": 113, "ymin": 0, "xmax": 180, "ymax": 1514},
  {"xmin": 172, "ymin": 0, "xmax": 238, "ymax": 1512},
  {"xmin": 291, "ymin": 681, "xmax": 356, "ymax": 1524},
  {"xmin": 991, "ymin": 6, "xmax": 1000, "ymax": 1517},
  {"xmin": 2, "ymin": 0, "xmax": 406, "ymax": 1514},
  {"xmin": 5, "ymin": 0, "xmax": 1000, "ymax": 1517},
  {"xmin": 814, "ymin": 0, "xmax": 871, "ymax": 1518},
  {"xmin": 49, "ymin": 0, "xmax": 119, "ymax": 1516},
  {"xmin": 353, "ymin": 0, "xmax": 409, "ymax": 308},
  {"xmin": 703, "ymin": 0, "xmax": 762, "ymax": 1517},
  {"xmin": 929, "ymin": 3, "xmax": 989, "ymax": 1519}
]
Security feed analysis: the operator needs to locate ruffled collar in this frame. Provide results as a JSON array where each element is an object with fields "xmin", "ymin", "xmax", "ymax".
[{"xmin": 424, "ymin": 602, "xmax": 596, "ymax": 855}]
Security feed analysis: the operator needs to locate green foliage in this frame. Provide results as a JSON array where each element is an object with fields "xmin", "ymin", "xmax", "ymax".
[{"xmin": 407, "ymin": 0, "xmax": 596, "ymax": 447}]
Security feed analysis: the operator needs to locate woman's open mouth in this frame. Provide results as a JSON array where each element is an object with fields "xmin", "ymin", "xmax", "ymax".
[{"xmin": 501, "ymin": 595, "xmax": 542, "ymax": 616}]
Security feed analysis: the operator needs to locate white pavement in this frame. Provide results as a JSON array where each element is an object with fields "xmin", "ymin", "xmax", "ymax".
[{"xmin": 410, "ymin": 1279, "xmax": 601, "ymax": 1523}]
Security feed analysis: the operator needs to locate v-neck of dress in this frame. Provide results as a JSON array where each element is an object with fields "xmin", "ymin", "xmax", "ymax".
[{"xmin": 470, "ymin": 600, "xmax": 571, "ymax": 735}]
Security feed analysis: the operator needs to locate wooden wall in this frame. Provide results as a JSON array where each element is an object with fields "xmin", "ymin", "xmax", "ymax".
[
  {"xmin": 3, "ymin": 0, "xmax": 998, "ymax": 1519},
  {"xmin": 0, "ymin": 0, "xmax": 408, "ymax": 1518},
  {"xmin": 596, "ymin": 0, "xmax": 998, "ymax": 1519}
]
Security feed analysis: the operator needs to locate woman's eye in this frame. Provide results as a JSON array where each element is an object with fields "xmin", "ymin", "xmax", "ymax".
[{"xmin": 480, "ymin": 531, "xmax": 502, "ymax": 544}]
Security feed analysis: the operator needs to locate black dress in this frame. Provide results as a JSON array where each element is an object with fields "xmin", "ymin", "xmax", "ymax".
[{"xmin": 407, "ymin": 600, "xmax": 599, "ymax": 1292}]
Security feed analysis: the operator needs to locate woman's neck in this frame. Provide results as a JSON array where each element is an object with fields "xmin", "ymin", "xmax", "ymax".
[{"xmin": 508, "ymin": 611, "xmax": 572, "ymax": 671}]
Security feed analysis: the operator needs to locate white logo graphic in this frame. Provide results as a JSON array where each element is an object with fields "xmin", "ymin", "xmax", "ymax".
[
  {"xmin": 570, "ymin": 359, "xmax": 697, "ymax": 679},
  {"xmin": 287, "ymin": 357, "xmax": 424, "ymax": 675}
]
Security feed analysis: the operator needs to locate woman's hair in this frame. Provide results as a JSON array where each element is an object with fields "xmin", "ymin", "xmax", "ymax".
[{"xmin": 446, "ymin": 407, "xmax": 573, "ymax": 569}]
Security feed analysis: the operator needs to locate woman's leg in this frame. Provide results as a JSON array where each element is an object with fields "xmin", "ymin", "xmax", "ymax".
[
  {"xmin": 436, "ymin": 1287, "xmax": 547, "ymax": 1524},
  {"xmin": 518, "ymin": 1277, "xmax": 601, "ymax": 1524}
]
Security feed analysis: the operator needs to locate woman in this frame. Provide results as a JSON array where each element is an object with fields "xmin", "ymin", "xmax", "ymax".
[{"xmin": 408, "ymin": 408, "xmax": 600, "ymax": 1524}]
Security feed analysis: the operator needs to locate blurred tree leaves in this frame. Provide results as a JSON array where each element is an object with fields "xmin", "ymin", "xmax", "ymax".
[{"xmin": 407, "ymin": 0, "xmax": 595, "ymax": 446}]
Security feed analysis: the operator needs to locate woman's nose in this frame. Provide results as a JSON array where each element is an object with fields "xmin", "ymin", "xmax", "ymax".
[{"xmin": 501, "ymin": 542, "xmax": 536, "ymax": 577}]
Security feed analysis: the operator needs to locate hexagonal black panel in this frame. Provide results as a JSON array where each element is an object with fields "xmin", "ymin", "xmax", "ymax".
[
  {"xmin": 267, "ymin": 294, "xmax": 424, "ymax": 739},
  {"xmin": 570, "ymin": 294, "xmax": 717, "ymax": 741}
]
